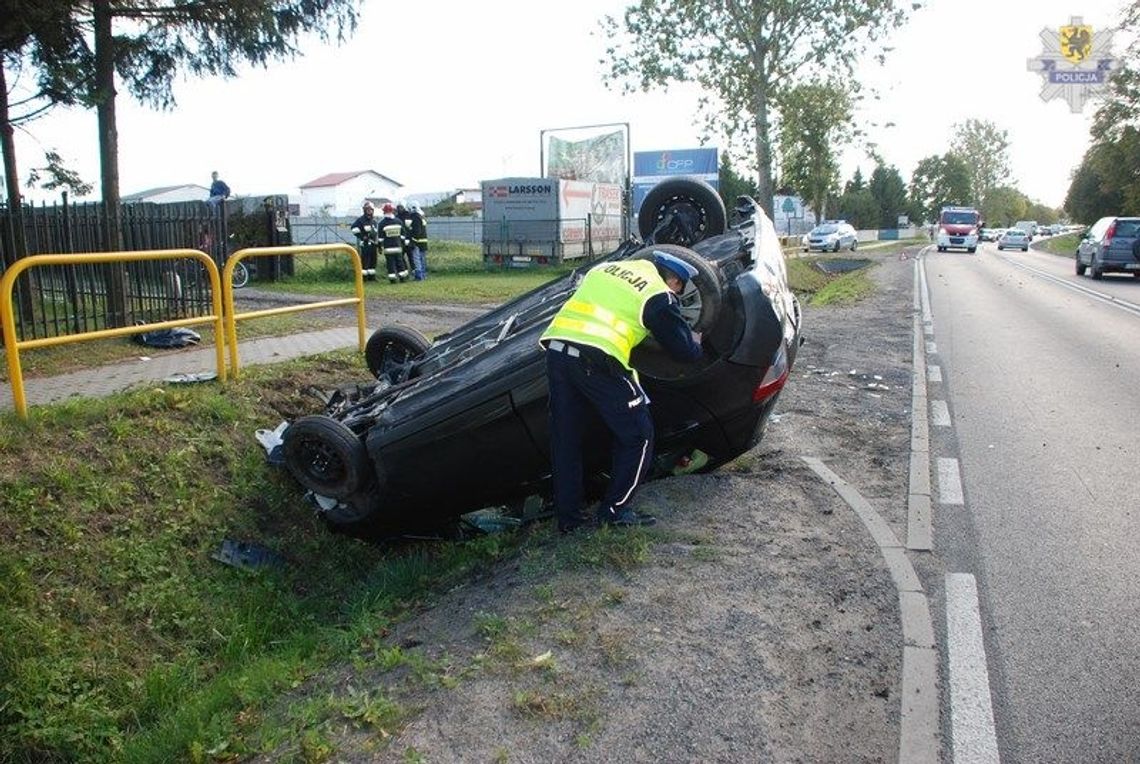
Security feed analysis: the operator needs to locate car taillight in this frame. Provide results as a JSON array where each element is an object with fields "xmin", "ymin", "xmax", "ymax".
[
  {"xmin": 753, "ymin": 344, "xmax": 790, "ymax": 403},
  {"xmin": 1105, "ymin": 221, "xmax": 1117, "ymax": 244}
]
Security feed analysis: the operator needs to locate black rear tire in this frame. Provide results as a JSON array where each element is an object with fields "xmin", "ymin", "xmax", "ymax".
[
  {"xmin": 629, "ymin": 244, "xmax": 725, "ymax": 382},
  {"xmin": 1075, "ymin": 258, "xmax": 1086, "ymax": 275},
  {"xmin": 630, "ymin": 243, "xmax": 723, "ymax": 332},
  {"xmin": 283, "ymin": 415, "xmax": 371, "ymax": 499},
  {"xmin": 638, "ymin": 177, "xmax": 726, "ymax": 247},
  {"xmin": 365, "ymin": 325, "xmax": 431, "ymax": 382},
  {"xmin": 1091, "ymin": 254, "xmax": 1104, "ymax": 280}
]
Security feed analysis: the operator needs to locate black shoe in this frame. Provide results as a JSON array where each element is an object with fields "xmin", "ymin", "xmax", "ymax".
[{"xmin": 597, "ymin": 507, "xmax": 656, "ymax": 527}]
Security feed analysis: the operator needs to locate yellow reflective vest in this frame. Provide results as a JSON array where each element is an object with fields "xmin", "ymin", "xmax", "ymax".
[{"xmin": 540, "ymin": 259, "xmax": 669, "ymax": 370}]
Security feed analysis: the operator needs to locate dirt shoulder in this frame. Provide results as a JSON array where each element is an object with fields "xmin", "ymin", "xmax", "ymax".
[{"xmin": 263, "ymin": 248, "xmax": 922, "ymax": 763}]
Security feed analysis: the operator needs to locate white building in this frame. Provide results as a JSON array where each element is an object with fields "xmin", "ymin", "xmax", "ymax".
[{"xmin": 298, "ymin": 170, "xmax": 404, "ymax": 216}]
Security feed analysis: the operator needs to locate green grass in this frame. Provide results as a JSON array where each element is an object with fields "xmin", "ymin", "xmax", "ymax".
[
  {"xmin": 260, "ymin": 239, "xmax": 577, "ymax": 305},
  {"xmin": 0, "ymin": 353, "xmax": 535, "ymax": 762},
  {"xmin": 1033, "ymin": 232, "xmax": 1082, "ymax": 257},
  {"xmin": 785, "ymin": 256, "xmax": 878, "ymax": 306}
]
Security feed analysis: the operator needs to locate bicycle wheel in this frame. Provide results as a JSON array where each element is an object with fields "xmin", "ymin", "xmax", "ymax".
[{"xmin": 230, "ymin": 260, "xmax": 250, "ymax": 289}]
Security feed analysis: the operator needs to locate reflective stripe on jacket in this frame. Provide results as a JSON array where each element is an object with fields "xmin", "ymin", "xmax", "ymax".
[
  {"xmin": 540, "ymin": 259, "xmax": 668, "ymax": 370},
  {"xmin": 379, "ymin": 218, "xmax": 406, "ymax": 255}
]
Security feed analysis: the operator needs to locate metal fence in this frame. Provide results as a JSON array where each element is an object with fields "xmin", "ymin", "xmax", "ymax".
[
  {"xmin": 0, "ymin": 197, "xmax": 290, "ymax": 344},
  {"xmin": 289, "ymin": 214, "xmax": 484, "ymax": 246}
]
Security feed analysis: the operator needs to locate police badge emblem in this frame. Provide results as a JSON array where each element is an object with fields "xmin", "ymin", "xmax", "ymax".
[{"xmin": 1027, "ymin": 16, "xmax": 1117, "ymax": 113}]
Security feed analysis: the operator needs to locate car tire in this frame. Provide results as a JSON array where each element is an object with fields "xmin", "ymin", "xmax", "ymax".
[
  {"xmin": 937, "ymin": 246, "xmax": 945, "ymax": 252},
  {"xmin": 1075, "ymin": 257, "xmax": 1086, "ymax": 276},
  {"xmin": 1022, "ymin": 246, "xmax": 1028, "ymax": 252},
  {"xmin": 968, "ymin": 247, "xmax": 977, "ymax": 254},
  {"xmin": 283, "ymin": 415, "xmax": 372, "ymax": 499},
  {"xmin": 638, "ymin": 177, "xmax": 727, "ymax": 247},
  {"xmin": 365, "ymin": 325, "xmax": 431, "ymax": 382},
  {"xmin": 1091, "ymin": 253, "xmax": 1104, "ymax": 280},
  {"xmin": 850, "ymin": 239, "xmax": 857, "ymax": 252},
  {"xmin": 631, "ymin": 243, "xmax": 723, "ymax": 332},
  {"xmin": 630, "ymin": 244, "xmax": 725, "ymax": 382},
  {"xmin": 832, "ymin": 240, "xmax": 840, "ymax": 252}
]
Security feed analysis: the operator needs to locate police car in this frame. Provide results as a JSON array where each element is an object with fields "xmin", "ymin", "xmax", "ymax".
[{"xmin": 280, "ymin": 177, "xmax": 803, "ymax": 537}]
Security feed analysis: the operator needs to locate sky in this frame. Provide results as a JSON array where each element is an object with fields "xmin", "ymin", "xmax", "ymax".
[{"xmin": 9, "ymin": 0, "xmax": 1133, "ymax": 209}]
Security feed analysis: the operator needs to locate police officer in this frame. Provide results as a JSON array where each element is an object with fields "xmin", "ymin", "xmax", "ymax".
[
  {"xmin": 540, "ymin": 251, "xmax": 703, "ymax": 533},
  {"xmin": 350, "ymin": 202, "xmax": 379, "ymax": 281},
  {"xmin": 407, "ymin": 203, "xmax": 429, "ymax": 280},
  {"xmin": 378, "ymin": 203, "xmax": 410, "ymax": 283}
]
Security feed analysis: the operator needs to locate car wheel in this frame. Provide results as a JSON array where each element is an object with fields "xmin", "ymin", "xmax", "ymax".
[
  {"xmin": 850, "ymin": 239, "xmax": 857, "ymax": 252},
  {"xmin": 282, "ymin": 415, "xmax": 371, "ymax": 499},
  {"xmin": 631, "ymin": 243, "xmax": 723, "ymax": 331},
  {"xmin": 1075, "ymin": 257, "xmax": 1086, "ymax": 276},
  {"xmin": 630, "ymin": 244, "xmax": 726, "ymax": 382},
  {"xmin": 832, "ymin": 240, "xmax": 840, "ymax": 252},
  {"xmin": 1022, "ymin": 246, "xmax": 1028, "ymax": 252},
  {"xmin": 1091, "ymin": 253, "xmax": 1104, "ymax": 280},
  {"xmin": 638, "ymin": 177, "xmax": 727, "ymax": 247},
  {"xmin": 365, "ymin": 325, "xmax": 431, "ymax": 382},
  {"xmin": 968, "ymin": 247, "xmax": 977, "ymax": 253},
  {"xmin": 937, "ymin": 246, "xmax": 945, "ymax": 252}
]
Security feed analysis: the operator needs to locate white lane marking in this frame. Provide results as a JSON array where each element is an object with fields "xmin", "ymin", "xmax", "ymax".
[
  {"xmin": 926, "ymin": 340, "xmax": 937, "ymax": 354},
  {"xmin": 946, "ymin": 573, "xmax": 1001, "ymax": 764},
  {"xmin": 999, "ymin": 255, "xmax": 1140, "ymax": 318},
  {"xmin": 931, "ymin": 400, "xmax": 951, "ymax": 427},
  {"xmin": 937, "ymin": 457, "xmax": 964, "ymax": 505},
  {"xmin": 929, "ymin": 364, "xmax": 942, "ymax": 383}
]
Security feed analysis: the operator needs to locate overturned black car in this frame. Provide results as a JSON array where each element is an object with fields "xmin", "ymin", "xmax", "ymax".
[{"xmin": 281, "ymin": 178, "xmax": 802, "ymax": 537}]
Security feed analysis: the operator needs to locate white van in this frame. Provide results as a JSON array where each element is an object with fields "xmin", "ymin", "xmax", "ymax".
[{"xmin": 1014, "ymin": 220, "xmax": 1038, "ymax": 240}]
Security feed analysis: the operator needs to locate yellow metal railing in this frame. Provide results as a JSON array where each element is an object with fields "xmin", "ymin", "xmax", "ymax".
[
  {"xmin": 1, "ymin": 249, "xmax": 227, "ymax": 419},
  {"xmin": 223, "ymin": 244, "xmax": 366, "ymax": 376}
]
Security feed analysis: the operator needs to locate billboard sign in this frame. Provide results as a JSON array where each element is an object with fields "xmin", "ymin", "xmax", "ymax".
[{"xmin": 632, "ymin": 148, "xmax": 719, "ymax": 213}]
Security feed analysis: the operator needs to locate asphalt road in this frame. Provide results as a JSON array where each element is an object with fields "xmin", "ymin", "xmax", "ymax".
[{"xmin": 923, "ymin": 242, "xmax": 1140, "ymax": 762}]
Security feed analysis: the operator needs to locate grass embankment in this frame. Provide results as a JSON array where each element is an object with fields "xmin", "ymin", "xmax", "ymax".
[
  {"xmin": 1032, "ymin": 232, "xmax": 1081, "ymax": 257},
  {"xmin": 785, "ymin": 255, "xmax": 877, "ymax": 306},
  {"xmin": 0, "ymin": 353, "xmax": 657, "ymax": 762}
]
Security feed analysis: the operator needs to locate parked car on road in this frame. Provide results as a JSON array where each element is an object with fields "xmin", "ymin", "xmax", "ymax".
[
  {"xmin": 997, "ymin": 228, "xmax": 1030, "ymax": 251},
  {"xmin": 805, "ymin": 221, "xmax": 857, "ymax": 252},
  {"xmin": 280, "ymin": 177, "xmax": 803, "ymax": 538},
  {"xmin": 1075, "ymin": 216, "xmax": 1140, "ymax": 280}
]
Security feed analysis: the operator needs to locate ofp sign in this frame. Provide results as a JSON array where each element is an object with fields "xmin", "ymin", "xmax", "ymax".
[{"xmin": 632, "ymin": 148, "xmax": 719, "ymax": 213}]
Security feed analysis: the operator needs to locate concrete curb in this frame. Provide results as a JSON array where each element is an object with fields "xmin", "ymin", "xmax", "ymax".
[{"xmin": 802, "ymin": 457, "xmax": 941, "ymax": 763}]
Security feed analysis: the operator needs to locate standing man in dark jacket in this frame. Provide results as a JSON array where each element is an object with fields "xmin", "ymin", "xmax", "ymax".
[
  {"xmin": 540, "ymin": 251, "xmax": 703, "ymax": 533},
  {"xmin": 378, "ymin": 203, "xmax": 410, "ymax": 283},
  {"xmin": 350, "ymin": 202, "xmax": 380, "ymax": 281},
  {"xmin": 407, "ymin": 203, "xmax": 429, "ymax": 280}
]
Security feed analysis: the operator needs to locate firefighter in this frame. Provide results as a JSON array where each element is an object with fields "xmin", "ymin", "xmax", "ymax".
[
  {"xmin": 539, "ymin": 251, "xmax": 703, "ymax": 533},
  {"xmin": 378, "ymin": 203, "xmax": 410, "ymax": 283},
  {"xmin": 349, "ymin": 202, "xmax": 379, "ymax": 281},
  {"xmin": 407, "ymin": 202, "xmax": 429, "ymax": 280}
]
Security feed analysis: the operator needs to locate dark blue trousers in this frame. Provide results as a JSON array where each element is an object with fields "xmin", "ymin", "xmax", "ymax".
[{"xmin": 546, "ymin": 345, "xmax": 653, "ymax": 529}]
